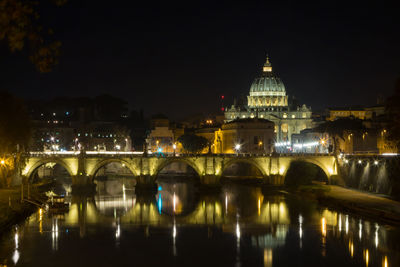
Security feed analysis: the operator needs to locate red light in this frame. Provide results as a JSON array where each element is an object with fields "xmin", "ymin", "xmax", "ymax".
[
  {"xmin": 221, "ymin": 95, "xmax": 225, "ymax": 99},
  {"xmin": 221, "ymin": 107, "xmax": 224, "ymax": 111}
]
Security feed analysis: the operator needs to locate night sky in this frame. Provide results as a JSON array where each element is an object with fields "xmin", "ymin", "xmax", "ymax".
[{"xmin": 1, "ymin": 1, "xmax": 400, "ymax": 119}]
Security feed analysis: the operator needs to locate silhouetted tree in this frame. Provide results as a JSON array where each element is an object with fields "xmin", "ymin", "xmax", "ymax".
[
  {"xmin": 0, "ymin": 0, "xmax": 66, "ymax": 72},
  {"xmin": 177, "ymin": 134, "xmax": 208, "ymax": 153},
  {"xmin": 0, "ymin": 91, "xmax": 31, "ymax": 187},
  {"xmin": 314, "ymin": 118, "xmax": 365, "ymax": 154}
]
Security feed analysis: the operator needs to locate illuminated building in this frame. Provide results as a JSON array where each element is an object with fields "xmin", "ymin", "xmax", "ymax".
[
  {"xmin": 225, "ymin": 57, "xmax": 313, "ymax": 141},
  {"xmin": 196, "ymin": 118, "xmax": 275, "ymax": 154},
  {"xmin": 146, "ymin": 116, "xmax": 184, "ymax": 153},
  {"xmin": 327, "ymin": 106, "xmax": 385, "ymax": 121}
]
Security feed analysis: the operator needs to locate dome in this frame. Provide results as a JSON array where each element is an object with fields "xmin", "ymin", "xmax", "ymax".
[
  {"xmin": 249, "ymin": 57, "xmax": 286, "ymax": 95},
  {"xmin": 247, "ymin": 56, "xmax": 288, "ymax": 108}
]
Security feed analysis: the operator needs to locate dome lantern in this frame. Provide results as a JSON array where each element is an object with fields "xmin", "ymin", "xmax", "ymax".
[{"xmin": 263, "ymin": 56, "xmax": 272, "ymax": 72}]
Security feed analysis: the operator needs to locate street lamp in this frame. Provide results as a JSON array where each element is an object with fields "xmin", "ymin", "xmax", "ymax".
[
  {"xmin": 0, "ymin": 160, "xmax": 5, "ymax": 165},
  {"xmin": 235, "ymin": 144, "xmax": 241, "ymax": 156},
  {"xmin": 173, "ymin": 143, "xmax": 177, "ymax": 156}
]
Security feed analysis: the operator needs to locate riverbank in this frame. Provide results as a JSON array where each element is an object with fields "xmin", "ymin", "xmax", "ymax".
[
  {"xmin": 296, "ymin": 184, "xmax": 400, "ymax": 225},
  {"xmin": 0, "ymin": 187, "xmax": 40, "ymax": 236}
]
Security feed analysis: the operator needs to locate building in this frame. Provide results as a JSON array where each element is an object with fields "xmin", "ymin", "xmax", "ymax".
[
  {"xmin": 225, "ymin": 57, "xmax": 313, "ymax": 142},
  {"xmin": 146, "ymin": 116, "xmax": 184, "ymax": 153},
  {"xmin": 327, "ymin": 105, "xmax": 385, "ymax": 121},
  {"xmin": 28, "ymin": 98, "xmax": 132, "ymax": 152},
  {"xmin": 197, "ymin": 118, "xmax": 275, "ymax": 154}
]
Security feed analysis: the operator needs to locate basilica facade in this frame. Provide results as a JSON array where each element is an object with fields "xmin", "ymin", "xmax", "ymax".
[{"xmin": 225, "ymin": 57, "xmax": 313, "ymax": 142}]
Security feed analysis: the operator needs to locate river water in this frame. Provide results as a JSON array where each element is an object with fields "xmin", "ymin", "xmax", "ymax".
[{"xmin": 0, "ymin": 180, "xmax": 399, "ymax": 267}]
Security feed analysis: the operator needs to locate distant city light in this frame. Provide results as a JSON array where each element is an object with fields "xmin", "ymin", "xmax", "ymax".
[{"xmin": 235, "ymin": 144, "xmax": 241, "ymax": 151}]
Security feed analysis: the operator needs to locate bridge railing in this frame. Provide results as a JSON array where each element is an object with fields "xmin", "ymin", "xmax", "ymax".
[{"xmin": 26, "ymin": 151, "xmax": 335, "ymax": 158}]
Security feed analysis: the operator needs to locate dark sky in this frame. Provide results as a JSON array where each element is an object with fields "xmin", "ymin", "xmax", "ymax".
[{"xmin": 1, "ymin": 1, "xmax": 400, "ymax": 119}]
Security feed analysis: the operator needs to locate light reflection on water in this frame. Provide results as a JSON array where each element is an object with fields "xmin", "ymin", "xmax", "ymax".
[{"xmin": 0, "ymin": 179, "xmax": 399, "ymax": 267}]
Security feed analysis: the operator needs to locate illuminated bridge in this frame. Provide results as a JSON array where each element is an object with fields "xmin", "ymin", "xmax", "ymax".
[{"xmin": 21, "ymin": 151, "xmax": 338, "ymax": 187}]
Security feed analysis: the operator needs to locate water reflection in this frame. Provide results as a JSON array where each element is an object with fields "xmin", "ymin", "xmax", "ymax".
[{"xmin": 0, "ymin": 181, "xmax": 399, "ymax": 267}]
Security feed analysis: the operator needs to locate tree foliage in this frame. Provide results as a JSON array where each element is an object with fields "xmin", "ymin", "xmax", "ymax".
[
  {"xmin": 0, "ymin": 0, "xmax": 66, "ymax": 72},
  {"xmin": 314, "ymin": 118, "xmax": 365, "ymax": 153},
  {"xmin": 0, "ymin": 91, "xmax": 31, "ymax": 187},
  {"xmin": 0, "ymin": 91, "xmax": 31, "ymax": 153},
  {"xmin": 177, "ymin": 134, "xmax": 209, "ymax": 153},
  {"xmin": 386, "ymin": 78, "xmax": 400, "ymax": 149}
]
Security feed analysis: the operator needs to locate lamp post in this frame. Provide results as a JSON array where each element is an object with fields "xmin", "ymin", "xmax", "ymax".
[{"xmin": 173, "ymin": 143, "xmax": 177, "ymax": 157}]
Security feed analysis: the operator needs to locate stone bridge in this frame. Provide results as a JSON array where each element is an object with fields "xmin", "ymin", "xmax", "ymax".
[{"xmin": 21, "ymin": 151, "xmax": 338, "ymax": 187}]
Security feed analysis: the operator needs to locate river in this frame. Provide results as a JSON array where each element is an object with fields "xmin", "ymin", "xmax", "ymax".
[{"xmin": 0, "ymin": 179, "xmax": 399, "ymax": 267}]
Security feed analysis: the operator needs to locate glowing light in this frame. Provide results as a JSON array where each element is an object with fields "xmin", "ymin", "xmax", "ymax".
[
  {"xmin": 258, "ymin": 198, "xmax": 261, "ymax": 216},
  {"xmin": 236, "ymin": 222, "xmax": 240, "ymax": 239},
  {"xmin": 264, "ymin": 249, "xmax": 272, "ymax": 267},
  {"xmin": 115, "ymin": 145, "xmax": 121, "ymax": 150},
  {"xmin": 358, "ymin": 160, "xmax": 362, "ymax": 164},
  {"xmin": 383, "ymin": 256, "xmax": 388, "ymax": 267},
  {"xmin": 12, "ymin": 250, "xmax": 20, "ymax": 265},
  {"xmin": 345, "ymin": 215, "xmax": 349, "ymax": 234},
  {"xmin": 365, "ymin": 249, "xmax": 369, "ymax": 267},
  {"xmin": 235, "ymin": 144, "xmax": 241, "ymax": 151},
  {"xmin": 359, "ymin": 220, "xmax": 362, "ymax": 240},
  {"xmin": 299, "ymin": 214, "xmax": 303, "ymax": 239},
  {"xmin": 0, "ymin": 160, "xmax": 4, "ymax": 165},
  {"xmin": 158, "ymin": 193, "xmax": 162, "ymax": 214},
  {"xmin": 173, "ymin": 192, "xmax": 176, "ymax": 213},
  {"xmin": 225, "ymin": 194, "xmax": 228, "ymax": 214},
  {"xmin": 14, "ymin": 232, "xmax": 18, "ymax": 249},
  {"xmin": 349, "ymin": 240, "xmax": 354, "ymax": 258},
  {"xmin": 338, "ymin": 214, "xmax": 342, "ymax": 232},
  {"xmin": 173, "ymin": 224, "xmax": 177, "ymax": 238},
  {"xmin": 375, "ymin": 223, "xmax": 379, "ymax": 248},
  {"xmin": 39, "ymin": 208, "xmax": 43, "ymax": 234},
  {"xmin": 345, "ymin": 159, "xmax": 349, "ymax": 164},
  {"xmin": 115, "ymin": 223, "xmax": 120, "ymax": 238},
  {"xmin": 173, "ymin": 144, "xmax": 177, "ymax": 150},
  {"xmin": 321, "ymin": 217, "xmax": 326, "ymax": 237},
  {"xmin": 374, "ymin": 160, "xmax": 379, "ymax": 165}
]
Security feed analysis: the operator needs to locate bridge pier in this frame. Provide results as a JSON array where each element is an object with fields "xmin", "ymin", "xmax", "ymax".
[
  {"xmin": 264, "ymin": 175, "xmax": 285, "ymax": 186},
  {"xmin": 71, "ymin": 174, "xmax": 96, "ymax": 195},
  {"xmin": 135, "ymin": 175, "xmax": 157, "ymax": 194}
]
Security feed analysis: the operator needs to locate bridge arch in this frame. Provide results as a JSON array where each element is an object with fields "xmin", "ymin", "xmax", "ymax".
[
  {"xmin": 25, "ymin": 158, "xmax": 75, "ymax": 181},
  {"xmin": 153, "ymin": 158, "xmax": 202, "ymax": 179},
  {"xmin": 284, "ymin": 158, "xmax": 335, "ymax": 179},
  {"xmin": 220, "ymin": 158, "xmax": 267, "ymax": 178},
  {"xmin": 89, "ymin": 158, "xmax": 140, "ymax": 178},
  {"xmin": 282, "ymin": 158, "xmax": 334, "ymax": 185}
]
